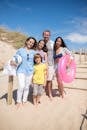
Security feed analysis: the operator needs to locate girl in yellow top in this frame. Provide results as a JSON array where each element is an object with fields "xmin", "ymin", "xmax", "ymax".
[{"xmin": 32, "ymin": 53, "xmax": 47, "ymax": 106}]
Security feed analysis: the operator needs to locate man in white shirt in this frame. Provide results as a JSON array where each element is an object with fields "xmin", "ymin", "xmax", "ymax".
[{"xmin": 42, "ymin": 30, "xmax": 55, "ymax": 100}]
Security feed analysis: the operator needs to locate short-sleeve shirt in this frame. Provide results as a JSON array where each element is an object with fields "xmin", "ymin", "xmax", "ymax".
[
  {"xmin": 36, "ymin": 50, "xmax": 46, "ymax": 63},
  {"xmin": 16, "ymin": 48, "xmax": 36, "ymax": 75},
  {"xmin": 33, "ymin": 63, "xmax": 46, "ymax": 85}
]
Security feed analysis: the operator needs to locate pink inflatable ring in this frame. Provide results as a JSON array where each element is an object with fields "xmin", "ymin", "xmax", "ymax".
[{"xmin": 58, "ymin": 54, "xmax": 76, "ymax": 83}]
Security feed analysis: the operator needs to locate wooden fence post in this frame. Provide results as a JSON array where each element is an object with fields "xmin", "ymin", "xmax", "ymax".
[
  {"xmin": 79, "ymin": 49, "xmax": 82, "ymax": 64},
  {"xmin": 86, "ymin": 49, "xmax": 87, "ymax": 62},
  {"xmin": 72, "ymin": 50, "xmax": 75, "ymax": 59},
  {"xmin": 7, "ymin": 76, "xmax": 13, "ymax": 105},
  {"xmin": 84, "ymin": 49, "xmax": 87, "ymax": 62}
]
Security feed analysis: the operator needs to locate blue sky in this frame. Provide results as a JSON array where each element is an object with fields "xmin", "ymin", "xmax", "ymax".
[{"xmin": 0, "ymin": 0, "xmax": 87, "ymax": 50}]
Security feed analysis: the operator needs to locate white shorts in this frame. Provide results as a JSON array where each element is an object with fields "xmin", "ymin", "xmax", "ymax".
[{"xmin": 47, "ymin": 66, "xmax": 55, "ymax": 81}]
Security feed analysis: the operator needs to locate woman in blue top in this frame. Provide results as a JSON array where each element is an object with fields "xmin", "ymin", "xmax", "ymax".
[{"xmin": 11, "ymin": 37, "xmax": 37, "ymax": 108}]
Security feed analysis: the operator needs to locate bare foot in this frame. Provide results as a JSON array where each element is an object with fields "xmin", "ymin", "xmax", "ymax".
[
  {"xmin": 61, "ymin": 90, "xmax": 66, "ymax": 98},
  {"xmin": 49, "ymin": 95, "xmax": 53, "ymax": 101},
  {"xmin": 61, "ymin": 94, "xmax": 64, "ymax": 98},
  {"xmin": 16, "ymin": 103, "xmax": 22, "ymax": 109},
  {"xmin": 33, "ymin": 102, "xmax": 38, "ymax": 108},
  {"xmin": 33, "ymin": 101, "xmax": 37, "ymax": 106},
  {"xmin": 22, "ymin": 102, "xmax": 28, "ymax": 106},
  {"xmin": 63, "ymin": 89, "xmax": 66, "ymax": 94}
]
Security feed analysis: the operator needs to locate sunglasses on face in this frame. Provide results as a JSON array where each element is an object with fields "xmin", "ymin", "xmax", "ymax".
[{"xmin": 27, "ymin": 54, "xmax": 29, "ymax": 60}]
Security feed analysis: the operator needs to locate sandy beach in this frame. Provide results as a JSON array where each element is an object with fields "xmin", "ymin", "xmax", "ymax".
[{"xmin": 0, "ymin": 41, "xmax": 87, "ymax": 130}]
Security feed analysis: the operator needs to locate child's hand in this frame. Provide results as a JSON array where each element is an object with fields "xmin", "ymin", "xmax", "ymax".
[
  {"xmin": 66, "ymin": 58, "xmax": 72, "ymax": 69},
  {"xmin": 44, "ymin": 82, "xmax": 46, "ymax": 87},
  {"xmin": 66, "ymin": 64, "xmax": 70, "ymax": 69},
  {"xmin": 10, "ymin": 60, "xmax": 17, "ymax": 67}
]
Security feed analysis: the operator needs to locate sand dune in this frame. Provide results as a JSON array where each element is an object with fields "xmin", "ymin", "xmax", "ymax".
[{"xmin": 0, "ymin": 41, "xmax": 16, "ymax": 70}]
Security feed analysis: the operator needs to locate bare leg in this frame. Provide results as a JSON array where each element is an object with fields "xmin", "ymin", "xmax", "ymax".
[
  {"xmin": 58, "ymin": 82, "xmax": 64, "ymax": 98},
  {"xmin": 33, "ymin": 95, "xmax": 37, "ymax": 105},
  {"xmin": 47, "ymin": 81, "xmax": 53, "ymax": 100},
  {"xmin": 36, "ymin": 95, "xmax": 41, "ymax": 104},
  {"xmin": 56, "ymin": 73, "xmax": 65, "ymax": 98},
  {"xmin": 43, "ymin": 80, "xmax": 47, "ymax": 95}
]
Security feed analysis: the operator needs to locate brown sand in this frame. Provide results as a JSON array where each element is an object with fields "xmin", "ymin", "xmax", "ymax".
[{"xmin": 0, "ymin": 41, "xmax": 87, "ymax": 130}]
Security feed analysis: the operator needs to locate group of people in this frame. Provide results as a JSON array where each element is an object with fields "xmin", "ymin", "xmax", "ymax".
[{"xmin": 10, "ymin": 30, "xmax": 73, "ymax": 108}]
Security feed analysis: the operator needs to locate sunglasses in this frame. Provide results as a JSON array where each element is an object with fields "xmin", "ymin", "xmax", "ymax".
[{"xmin": 27, "ymin": 54, "xmax": 29, "ymax": 60}]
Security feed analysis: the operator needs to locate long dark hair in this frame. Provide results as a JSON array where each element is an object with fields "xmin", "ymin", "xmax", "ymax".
[
  {"xmin": 38, "ymin": 39, "xmax": 45, "ymax": 45},
  {"xmin": 25, "ymin": 37, "xmax": 37, "ymax": 50},
  {"xmin": 37, "ymin": 39, "xmax": 45, "ymax": 49},
  {"xmin": 42, "ymin": 44, "xmax": 48, "ymax": 52},
  {"xmin": 54, "ymin": 37, "xmax": 67, "ymax": 52}
]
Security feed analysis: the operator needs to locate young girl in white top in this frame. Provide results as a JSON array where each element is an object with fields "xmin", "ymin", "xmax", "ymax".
[
  {"xmin": 54, "ymin": 37, "xmax": 73, "ymax": 98},
  {"xmin": 36, "ymin": 40, "xmax": 47, "ymax": 63}
]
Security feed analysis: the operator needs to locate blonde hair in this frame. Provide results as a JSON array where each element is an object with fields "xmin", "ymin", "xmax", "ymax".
[{"xmin": 34, "ymin": 53, "xmax": 42, "ymax": 64}]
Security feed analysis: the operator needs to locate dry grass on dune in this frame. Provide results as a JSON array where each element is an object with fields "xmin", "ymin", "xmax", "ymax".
[{"xmin": 0, "ymin": 26, "xmax": 28, "ymax": 49}]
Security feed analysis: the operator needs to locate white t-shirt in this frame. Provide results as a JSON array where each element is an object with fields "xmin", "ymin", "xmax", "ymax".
[{"xmin": 46, "ymin": 40, "xmax": 54, "ymax": 66}]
